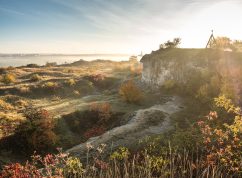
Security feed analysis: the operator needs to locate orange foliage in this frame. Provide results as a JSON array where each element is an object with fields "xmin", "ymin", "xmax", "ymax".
[
  {"xmin": 19, "ymin": 109, "xmax": 58, "ymax": 152},
  {"xmin": 119, "ymin": 80, "xmax": 143, "ymax": 104},
  {"xmin": 197, "ymin": 110, "xmax": 241, "ymax": 173},
  {"xmin": 90, "ymin": 102, "xmax": 111, "ymax": 122}
]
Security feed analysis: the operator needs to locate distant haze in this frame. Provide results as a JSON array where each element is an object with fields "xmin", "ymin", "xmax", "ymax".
[{"xmin": 0, "ymin": 54, "xmax": 131, "ymax": 67}]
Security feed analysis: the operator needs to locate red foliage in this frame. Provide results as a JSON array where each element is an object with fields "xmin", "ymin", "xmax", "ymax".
[
  {"xmin": 84, "ymin": 126, "xmax": 106, "ymax": 139},
  {"xmin": 0, "ymin": 151, "xmax": 68, "ymax": 178},
  {"xmin": 94, "ymin": 158, "xmax": 109, "ymax": 170},
  {"xmin": 90, "ymin": 74, "xmax": 106, "ymax": 82},
  {"xmin": 0, "ymin": 162, "xmax": 40, "ymax": 178},
  {"xmin": 197, "ymin": 111, "xmax": 241, "ymax": 173}
]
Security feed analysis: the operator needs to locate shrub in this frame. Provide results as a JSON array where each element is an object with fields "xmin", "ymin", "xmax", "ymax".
[
  {"xmin": 64, "ymin": 157, "xmax": 84, "ymax": 177},
  {"xmin": 130, "ymin": 64, "xmax": 143, "ymax": 76},
  {"xmin": 42, "ymin": 82, "xmax": 59, "ymax": 90},
  {"xmin": 46, "ymin": 62, "xmax": 57, "ymax": 67},
  {"xmin": 16, "ymin": 108, "xmax": 58, "ymax": 153},
  {"xmin": 65, "ymin": 78, "xmax": 76, "ymax": 86},
  {"xmin": 196, "ymin": 97, "xmax": 242, "ymax": 174},
  {"xmin": 0, "ymin": 99, "xmax": 14, "ymax": 110},
  {"xmin": 26, "ymin": 63, "xmax": 39, "ymax": 68},
  {"xmin": 119, "ymin": 80, "xmax": 143, "ymax": 104},
  {"xmin": 0, "ymin": 151, "xmax": 73, "ymax": 177},
  {"xmin": 1, "ymin": 73, "xmax": 16, "ymax": 84},
  {"xmin": 220, "ymin": 79, "xmax": 236, "ymax": 101},
  {"xmin": 196, "ymin": 84, "xmax": 211, "ymax": 103},
  {"xmin": 110, "ymin": 147, "xmax": 130, "ymax": 161},
  {"xmin": 129, "ymin": 56, "xmax": 138, "ymax": 63},
  {"xmin": 0, "ymin": 68, "xmax": 7, "ymax": 74},
  {"xmin": 89, "ymin": 102, "xmax": 111, "ymax": 122},
  {"xmin": 30, "ymin": 74, "xmax": 42, "ymax": 82},
  {"xmin": 84, "ymin": 125, "xmax": 106, "ymax": 139}
]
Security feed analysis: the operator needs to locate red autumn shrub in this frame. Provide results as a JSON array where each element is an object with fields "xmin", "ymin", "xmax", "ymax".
[
  {"xmin": 94, "ymin": 158, "xmax": 109, "ymax": 170},
  {"xmin": 197, "ymin": 96, "xmax": 242, "ymax": 174},
  {"xmin": 0, "ymin": 150, "xmax": 69, "ymax": 178},
  {"xmin": 84, "ymin": 126, "xmax": 106, "ymax": 139},
  {"xmin": 90, "ymin": 73, "xmax": 106, "ymax": 82}
]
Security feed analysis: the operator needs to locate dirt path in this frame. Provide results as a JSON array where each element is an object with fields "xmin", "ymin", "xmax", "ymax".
[{"xmin": 67, "ymin": 96, "xmax": 183, "ymax": 158}]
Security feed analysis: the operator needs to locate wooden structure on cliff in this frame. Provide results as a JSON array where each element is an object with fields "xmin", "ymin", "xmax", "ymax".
[{"xmin": 206, "ymin": 30, "xmax": 216, "ymax": 48}]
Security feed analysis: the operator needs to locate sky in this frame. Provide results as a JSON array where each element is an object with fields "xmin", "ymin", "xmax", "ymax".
[{"xmin": 1, "ymin": 0, "xmax": 242, "ymax": 54}]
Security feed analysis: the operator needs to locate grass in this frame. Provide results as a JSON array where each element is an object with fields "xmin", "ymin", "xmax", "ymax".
[
  {"xmin": 0, "ymin": 143, "xmax": 240, "ymax": 178},
  {"xmin": 0, "ymin": 60, "xmax": 144, "ymax": 164}
]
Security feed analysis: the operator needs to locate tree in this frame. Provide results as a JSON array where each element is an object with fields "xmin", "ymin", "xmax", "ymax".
[
  {"xmin": 212, "ymin": 36, "xmax": 242, "ymax": 51},
  {"xmin": 160, "ymin": 38, "xmax": 181, "ymax": 49},
  {"xmin": 232, "ymin": 40, "xmax": 242, "ymax": 52},
  {"xmin": 214, "ymin": 37, "xmax": 232, "ymax": 49}
]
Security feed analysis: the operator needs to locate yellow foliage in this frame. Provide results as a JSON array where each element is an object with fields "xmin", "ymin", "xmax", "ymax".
[
  {"xmin": 64, "ymin": 157, "xmax": 84, "ymax": 176},
  {"xmin": 1, "ymin": 73, "xmax": 16, "ymax": 84},
  {"xmin": 31, "ymin": 74, "xmax": 42, "ymax": 82},
  {"xmin": 65, "ymin": 79, "xmax": 76, "ymax": 86},
  {"xmin": 0, "ymin": 99, "xmax": 14, "ymax": 110},
  {"xmin": 42, "ymin": 82, "xmax": 59, "ymax": 89},
  {"xmin": 214, "ymin": 95, "xmax": 240, "ymax": 114},
  {"xmin": 110, "ymin": 147, "xmax": 130, "ymax": 161}
]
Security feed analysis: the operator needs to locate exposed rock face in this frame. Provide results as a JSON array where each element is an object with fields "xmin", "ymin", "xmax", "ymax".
[
  {"xmin": 67, "ymin": 96, "xmax": 182, "ymax": 158},
  {"xmin": 140, "ymin": 48, "xmax": 225, "ymax": 86}
]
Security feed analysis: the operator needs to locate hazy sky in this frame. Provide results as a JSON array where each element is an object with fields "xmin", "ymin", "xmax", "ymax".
[{"xmin": 1, "ymin": 0, "xmax": 242, "ymax": 54}]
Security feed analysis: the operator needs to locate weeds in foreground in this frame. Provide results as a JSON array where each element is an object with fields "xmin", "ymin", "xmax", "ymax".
[{"xmin": 1, "ymin": 143, "xmax": 240, "ymax": 178}]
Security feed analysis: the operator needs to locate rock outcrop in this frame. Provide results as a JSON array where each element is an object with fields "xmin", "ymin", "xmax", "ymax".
[{"xmin": 140, "ymin": 48, "xmax": 242, "ymax": 86}]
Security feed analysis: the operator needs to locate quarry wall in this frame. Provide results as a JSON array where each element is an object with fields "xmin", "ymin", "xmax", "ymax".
[{"xmin": 140, "ymin": 48, "xmax": 224, "ymax": 86}]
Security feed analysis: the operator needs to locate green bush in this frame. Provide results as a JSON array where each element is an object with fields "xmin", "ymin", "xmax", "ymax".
[
  {"xmin": 30, "ymin": 74, "xmax": 42, "ymax": 82},
  {"xmin": 65, "ymin": 78, "xmax": 76, "ymax": 86}
]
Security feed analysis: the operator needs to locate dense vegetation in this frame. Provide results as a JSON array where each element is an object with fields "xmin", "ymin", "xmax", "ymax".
[{"xmin": 0, "ymin": 96, "xmax": 241, "ymax": 177}]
